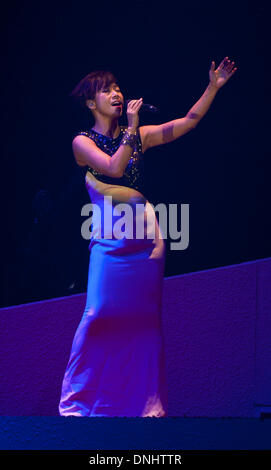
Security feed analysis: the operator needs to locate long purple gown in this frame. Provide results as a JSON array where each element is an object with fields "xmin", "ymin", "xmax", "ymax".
[{"xmin": 58, "ymin": 125, "xmax": 168, "ymax": 417}]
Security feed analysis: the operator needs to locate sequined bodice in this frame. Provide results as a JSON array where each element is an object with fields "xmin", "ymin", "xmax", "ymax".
[{"xmin": 76, "ymin": 125, "xmax": 145, "ymax": 193}]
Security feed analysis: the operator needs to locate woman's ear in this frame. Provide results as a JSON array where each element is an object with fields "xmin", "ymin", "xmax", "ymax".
[{"xmin": 86, "ymin": 99, "xmax": 95, "ymax": 110}]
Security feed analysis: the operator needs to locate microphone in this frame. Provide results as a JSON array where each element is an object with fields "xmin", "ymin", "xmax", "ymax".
[{"xmin": 124, "ymin": 99, "xmax": 159, "ymax": 113}]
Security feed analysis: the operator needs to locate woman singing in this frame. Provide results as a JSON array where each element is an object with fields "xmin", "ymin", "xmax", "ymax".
[{"xmin": 59, "ymin": 57, "xmax": 237, "ymax": 417}]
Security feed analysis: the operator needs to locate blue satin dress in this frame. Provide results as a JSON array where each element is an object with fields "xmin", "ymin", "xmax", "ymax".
[{"xmin": 58, "ymin": 126, "xmax": 168, "ymax": 417}]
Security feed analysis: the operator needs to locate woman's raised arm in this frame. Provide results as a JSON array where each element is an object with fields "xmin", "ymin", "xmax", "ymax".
[{"xmin": 140, "ymin": 56, "xmax": 237, "ymax": 150}]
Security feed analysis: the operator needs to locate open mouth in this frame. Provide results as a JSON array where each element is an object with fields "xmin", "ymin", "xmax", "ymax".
[{"xmin": 111, "ymin": 102, "xmax": 122, "ymax": 107}]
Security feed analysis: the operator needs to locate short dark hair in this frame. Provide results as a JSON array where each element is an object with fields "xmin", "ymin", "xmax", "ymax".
[{"xmin": 70, "ymin": 70, "xmax": 118, "ymax": 109}]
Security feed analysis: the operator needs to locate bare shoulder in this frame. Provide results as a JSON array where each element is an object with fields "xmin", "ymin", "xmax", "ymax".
[
  {"xmin": 138, "ymin": 126, "xmax": 150, "ymax": 154},
  {"xmin": 72, "ymin": 133, "xmax": 93, "ymax": 146},
  {"xmin": 72, "ymin": 133, "xmax": 96, "ymax": 167},
  {"xmin": 138, "ymin": 125, "xmax": 163, "ymax": 153}
]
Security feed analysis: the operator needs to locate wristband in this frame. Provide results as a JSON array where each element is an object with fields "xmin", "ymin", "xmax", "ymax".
[{"xmin": 121, "ymin": 129, "xmax": 138, "ymax": 148}]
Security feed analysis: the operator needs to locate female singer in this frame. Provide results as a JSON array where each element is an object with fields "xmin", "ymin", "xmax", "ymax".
[{"xmin": 59, "ymin": 57, "xmax": 237, "ymax": 417}]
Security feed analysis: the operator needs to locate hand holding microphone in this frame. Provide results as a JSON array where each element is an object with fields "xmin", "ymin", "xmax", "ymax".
[
  {"xmin": 125, "ymin": 97, "xmax": 159, "ymax": 136},
  {"xmin": 124, "ymin": 99, "xmax": 159, "ymax": 113},
  {"xmin": 126, "ymin": 98, "xmax": 144, "ymax": 131}
]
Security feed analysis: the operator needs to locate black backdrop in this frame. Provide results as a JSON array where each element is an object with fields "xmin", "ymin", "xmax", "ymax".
[{"xmin": 1, "ymin": 0, "xmax": 268, "ymax": 307}]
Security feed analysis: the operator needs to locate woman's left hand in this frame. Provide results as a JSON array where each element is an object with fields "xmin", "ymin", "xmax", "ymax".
[{"xmin": 209, "ymin": 56, "xmax": 237, "ymax": 90}]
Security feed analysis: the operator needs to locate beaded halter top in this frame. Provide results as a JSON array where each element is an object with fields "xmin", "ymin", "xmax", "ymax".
[{"xmin": 76, "ymin": 125, "xmax": 145, "ymax": 194}]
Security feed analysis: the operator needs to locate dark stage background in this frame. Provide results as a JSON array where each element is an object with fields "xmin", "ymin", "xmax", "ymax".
[{"xmin": 1, "ymin": 0, "xmax": 268, "ymax": 307}]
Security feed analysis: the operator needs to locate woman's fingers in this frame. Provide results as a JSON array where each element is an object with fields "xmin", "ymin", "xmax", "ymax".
[
  {"xmin": 226, "ymin": 60, "xmax": 234, "ymax": 71},
  {"xmin": 218, "ymin": 56, "xmax": 236, "ymax": 72},
  {"xmin": 134, "ymin": 98, "xmax": 143, "ymax": 106},
  {"xmin": 217, "ymin": 56, "xmax": 228, "ymax": 70},
  {"xmin": 128, "ymin": 98, "xmax": 143, "ymax": 109}
]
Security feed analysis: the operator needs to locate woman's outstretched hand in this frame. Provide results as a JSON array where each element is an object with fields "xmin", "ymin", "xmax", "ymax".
[{"xmin": 209, "ymin": 56, "xmax": 237, "ymax": 90}]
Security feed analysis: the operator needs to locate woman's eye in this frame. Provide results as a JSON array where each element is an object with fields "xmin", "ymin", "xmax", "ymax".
[{"xmin": 103, "ymin": 88, "xmax": 121, "ymax": 92}]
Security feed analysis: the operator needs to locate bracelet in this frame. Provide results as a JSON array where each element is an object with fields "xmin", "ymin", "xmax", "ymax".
[
  {"xmin": 121, "ymin": 129, "xmax": 138, "ymax": 148},
  {"xmin": 126, "ymin": 127, "xmax": 137, "ymax": 135}
]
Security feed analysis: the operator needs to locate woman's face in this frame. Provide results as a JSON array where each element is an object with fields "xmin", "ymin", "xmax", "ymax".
[{"xmin": 94, "ymin": 82, "xmax": 124, "ymax": 117}]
